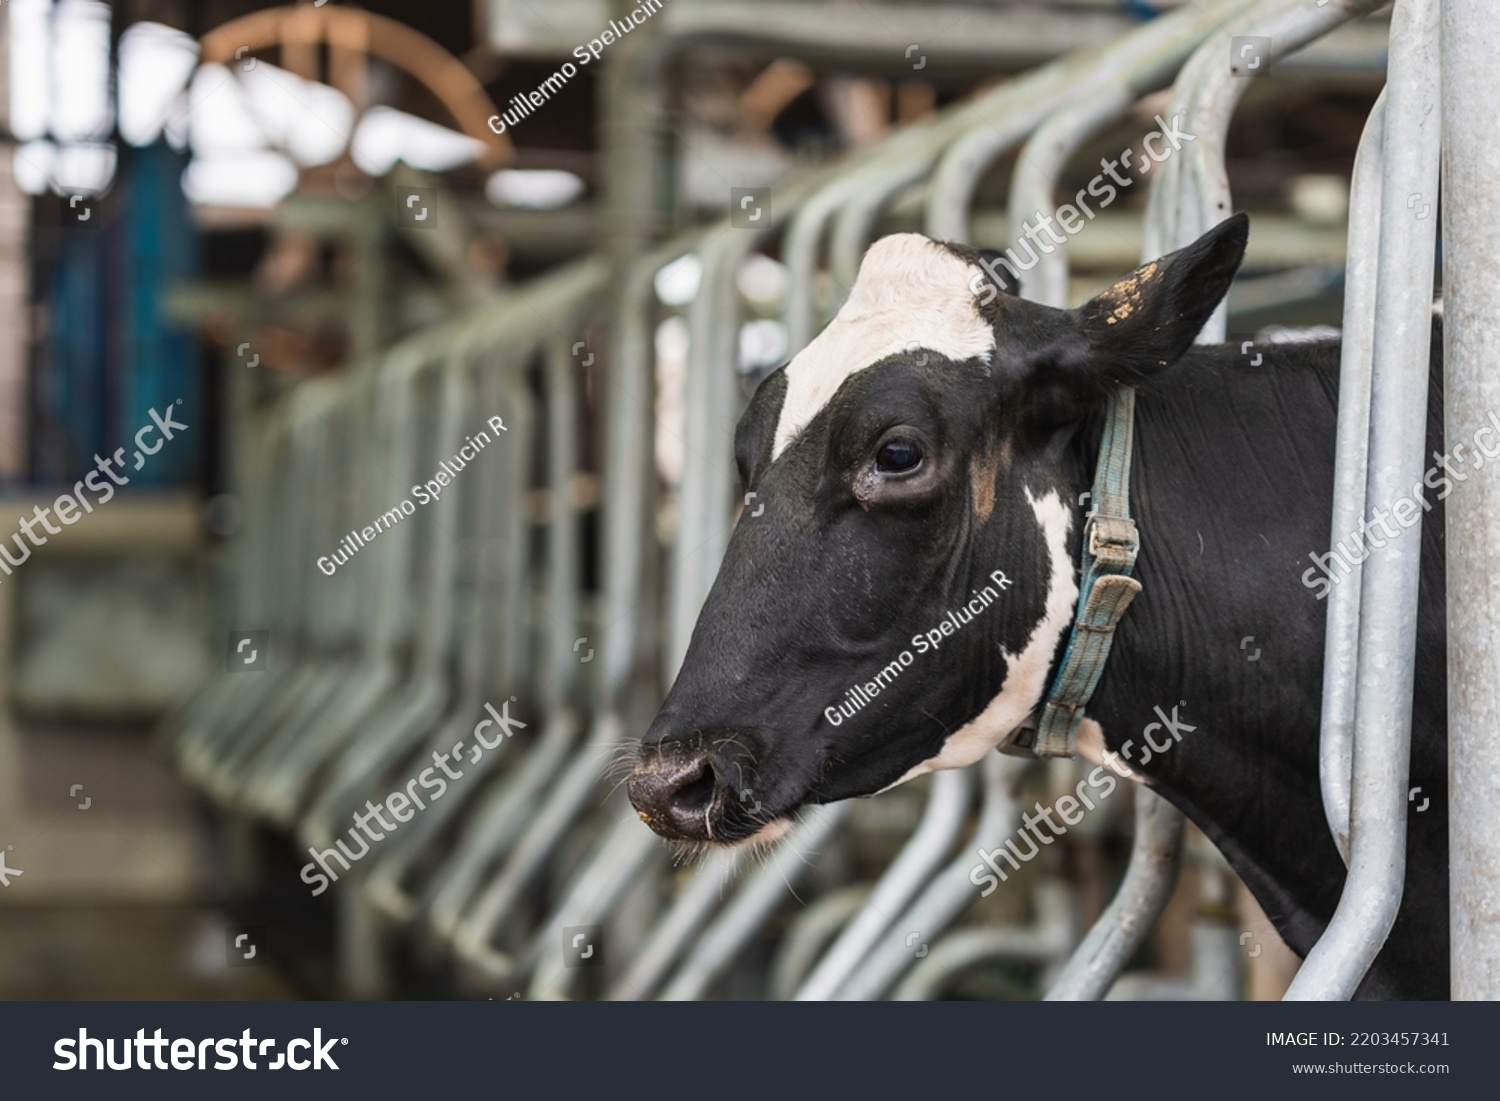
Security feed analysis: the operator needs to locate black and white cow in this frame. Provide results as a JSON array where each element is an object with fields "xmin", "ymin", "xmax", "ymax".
[{"xmin": 627, "ymin": 214, "xmax": 1448, "ymax": 1000}]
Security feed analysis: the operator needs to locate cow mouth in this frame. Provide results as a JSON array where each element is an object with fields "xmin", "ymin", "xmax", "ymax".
[{"xmin": 642, "ymin": 815, "xmax": 796, "ymax": 857}]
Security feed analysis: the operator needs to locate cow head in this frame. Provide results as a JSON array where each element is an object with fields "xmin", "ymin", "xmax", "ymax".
[{"xmin": 628, "ymin": 215, "xmax": 1248, "ymax": 844}]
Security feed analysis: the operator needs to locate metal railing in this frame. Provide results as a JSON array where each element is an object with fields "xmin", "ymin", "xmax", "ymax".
[
  {"xmin": 1289, "ymin": 0, "xmax": 1441, "ymax": 1000},
  {"xmin": 160, "ymin": 0, "xmax": 1456, "ymax": 1002}
]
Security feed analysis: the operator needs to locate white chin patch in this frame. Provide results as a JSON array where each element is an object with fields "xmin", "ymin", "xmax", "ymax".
[
  {"xmin": 772, "ymin": 234, "xmax": 996, "ymax": 460},
  {"xmin": 735, "ymin": 818, "xmax": 794, "ymax": 847},
  {"xmin": 882, "ymin": 487, "xmax": 1078, "ymax": 790}
]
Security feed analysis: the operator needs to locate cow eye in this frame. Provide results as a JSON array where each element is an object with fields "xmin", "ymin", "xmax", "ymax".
[{"xmin": 875, "ymin": 437, "xmax": 923, "ymax": 474}]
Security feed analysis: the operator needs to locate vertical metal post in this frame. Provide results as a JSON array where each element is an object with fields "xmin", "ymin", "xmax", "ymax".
[
  {"xmin": 1285, "ymin": 0, "xmax": 1441, "ymax": 1001},
  {"xmin": 1440, "ymin": 0, "xmax": 1500, "ymax": 1001},
  {"xmin": 1318, "ymin": 92, "xmax": 1385, "ymax": 865}
]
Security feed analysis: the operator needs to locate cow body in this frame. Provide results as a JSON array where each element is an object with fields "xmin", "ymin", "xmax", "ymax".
[
  {"xmin": 1073, "ymin": 331, "xmax": 1448, "ymax": 1000},
  {"xmin": 628, "ymin": 215, "xmax": 1449, "ymax": 999}
]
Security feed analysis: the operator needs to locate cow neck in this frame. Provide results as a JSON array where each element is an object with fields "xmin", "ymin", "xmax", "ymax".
[{"xmin": 1011, "ymin": 384, "xmax": 1143, "ymax": 758}]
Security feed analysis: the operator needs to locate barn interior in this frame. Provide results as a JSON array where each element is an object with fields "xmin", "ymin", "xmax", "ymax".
[{"xmin": 0, "ymin": 0, "xmax": 1420, "ymax": 1003}]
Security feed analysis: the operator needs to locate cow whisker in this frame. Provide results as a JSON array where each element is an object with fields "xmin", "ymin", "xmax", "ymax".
[
  {"xmin": 600, "ymin": 772, "xmax": 634, "ymax": 805},
  {"xmin": 762, "ymin": 841, "xmax": 805, "ymax": 907}
]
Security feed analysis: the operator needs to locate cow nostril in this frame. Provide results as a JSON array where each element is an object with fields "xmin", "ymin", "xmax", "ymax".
[
  {"xmin": 673, "ymin": 763, "xmax": 717, "ymax": 816},
  {"xmin": 629, "ymin": 750, "xmax": 731, "ymax": 840}
]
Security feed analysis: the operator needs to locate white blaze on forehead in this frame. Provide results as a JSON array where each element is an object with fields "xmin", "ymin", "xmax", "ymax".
[
  {"xmin": 883, "ymin": 488, "xmax": 1079, "ymax": 788},
  {"xmin": 772, "ymin": 234, "xmax": 996, "ymax": 460}
]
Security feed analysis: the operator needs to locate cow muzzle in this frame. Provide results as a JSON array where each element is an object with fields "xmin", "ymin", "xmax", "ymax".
[{"xmin": 627, "ymin": 734, "xmax": 760, "ymax": 842}]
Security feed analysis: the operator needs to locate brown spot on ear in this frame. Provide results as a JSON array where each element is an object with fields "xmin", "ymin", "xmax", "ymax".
[
  {"xmin": 1099, "ymin": 260, "xmax": 1160, "ymax": 324},
  {"xmin": 970, "ymin": 451, "xmax": 998, "ymax": 522}
]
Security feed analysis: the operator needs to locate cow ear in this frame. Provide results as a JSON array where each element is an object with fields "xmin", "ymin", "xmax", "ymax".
[{"xmin": 1073, "ymin": 213, "xmax": 1249, "ymax": 382}]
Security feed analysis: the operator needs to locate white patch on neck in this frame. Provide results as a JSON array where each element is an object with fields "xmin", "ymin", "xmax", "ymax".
[
  {"xmin": 883, "ymin": 488, "xmax": 1079, "ymax": 788},
  {"xmin": 1074, "ymin": 717, "xmax": 1142, "ymax": 783},
  {"xmin": 772, "ymin": 234, "xmax": 996, "ymax": 460}
]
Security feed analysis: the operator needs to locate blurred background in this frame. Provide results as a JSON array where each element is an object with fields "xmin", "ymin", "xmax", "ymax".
[{"xmin": 0, "ymin": 0, "xmax": 1387, "ymax": 1001}]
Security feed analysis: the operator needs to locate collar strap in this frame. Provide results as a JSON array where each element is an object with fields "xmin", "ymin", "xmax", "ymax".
[{"xmin": 1008, "ymin": 385, "xmax": 1143, "ymax": 758}]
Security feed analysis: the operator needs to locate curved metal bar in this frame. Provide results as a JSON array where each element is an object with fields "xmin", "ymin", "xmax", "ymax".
[
  {"xmin": 232, "ymin": 353, "xmax": 424, "ymax": 821},
  {"xmin": 1285, "ymin": 0, "xmax": 1440, "ymax": 1001},
  {"xmin": 1041, "ymin": 0, "xmax": 1385, "ymax": 1003},
  {"xmin": 451, "ymin": 712, "xmax": 629, "ymax": 985},
  {"xmin": 668, "ymin": 230, "xmax": 754, "ymax": 671},
  {"xmin": 1007, "ymin": 101, "xmax": 1118, "ymax": 310},
  {"xmin": 1158, "ymin": 0, "xmax": 1388, "ymax": 342},
  {"xmin": 157, "ymin": 405, "xmax": 285, "ymax": 760},
  {"xmin": 835, "ymin": 752, "xmax": 1026, "ymax": 1000},
  {"xmin": 192, "ymin": 380, "xmax": 359, "ymax": 798},
  {"xmin": 523, "ymin": 810, "xmax": 663, "ymax": 999},
  {"xmin": 360, "ymin": 322, "xmax": 596, "ymax": 935},
  {"xmin": 355, "ymin": 349, "xmax": 527, "ymax": 927},
  {"xmin": 247, "ymin": 356, "xmax": 455, "ymax": 827},
  {"xmin": 522, "ymin": 225, "xmax": 771, "ymax": 999},
  {"xmin": 768, "ymin": 885, "xmax": 870, "ymax": 1001},
  {"xmin": 243, "ymin": 260, "xmax": 606, "ymax": 824},
  {"xmin": 657, "ymin": 805, "xmax": 851, "ymax": 1001},
  {"xmin": 596, "ymin": 232, "xmax": 704, "ymax": 706},
  {"xmin": 783, "ymin": 174, "xmax": 872, "ymax": 353},
  {"xmin": 826, "ymin": 158, "xmax": 930, "ymax": 308},
  {"xmin": 1006, "ymin": 0, "xmax": 1264, "ymax": 307},
  {"xmin": 1106, "ymin": 922, "xmax": 1244, "ymax": 1001},
  {"xmin": 412, "ymin": 711, "xmax": 578, "ymax": 939},
  {"xmin": 439, "ymin": 235, "xmax": 701, "ymax": 980},
  {"xmin": 795, "ymin": 768, "xmax": 973, "ymax": 1000},
  {"xmin": 926, "ymin": 0, "xmax": 1255, "ymax": 246},
  {"xmin": 1044, "ymin": 787, "xmax": 1186, "ymax": 999},
  {"xmin": 606, "ymin": 848, "xmax": 746, "ymax": 1001},
  {"xmin": 175, "ymin": 401, "xmax": 311, "ymax": 782},
  {"xmin": 1141, "ymin": 22, "xmax": 1232, "ymax": 266},
  {"xmin": 323, "ymin": 342, "xmax": 540, "ymax": 998},
  {"xmin": 539, "ymin": 332, "xmax": 586, "ymax": 710},
  {"xmin": 892, "ymin": 883, "xmax": 1073, "ymax": 1000},
  {"xmin": 203, "ymin": 325, "xmax": 422, "ymax": 817},
  {"xmin": 1318, "ymin": 92, "xmax": 1386, "ymax": 866},
  {"xmin": 788, "ymin": 0, "xmax": 1242, "ymax": 348},
  {"xmin": 299, "ymin": 350, "xmax": 473, "ymax": 851}
]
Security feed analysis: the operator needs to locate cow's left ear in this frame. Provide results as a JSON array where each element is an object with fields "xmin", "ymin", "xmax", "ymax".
[{"xmin": 1073, "ymin": 212, "xmax": 1249, "ymax": 382}]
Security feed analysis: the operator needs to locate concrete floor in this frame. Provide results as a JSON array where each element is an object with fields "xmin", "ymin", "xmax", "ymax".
[{"xmin": 0, "ymin": 722, "xmax": 298, "ymax": 999}]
